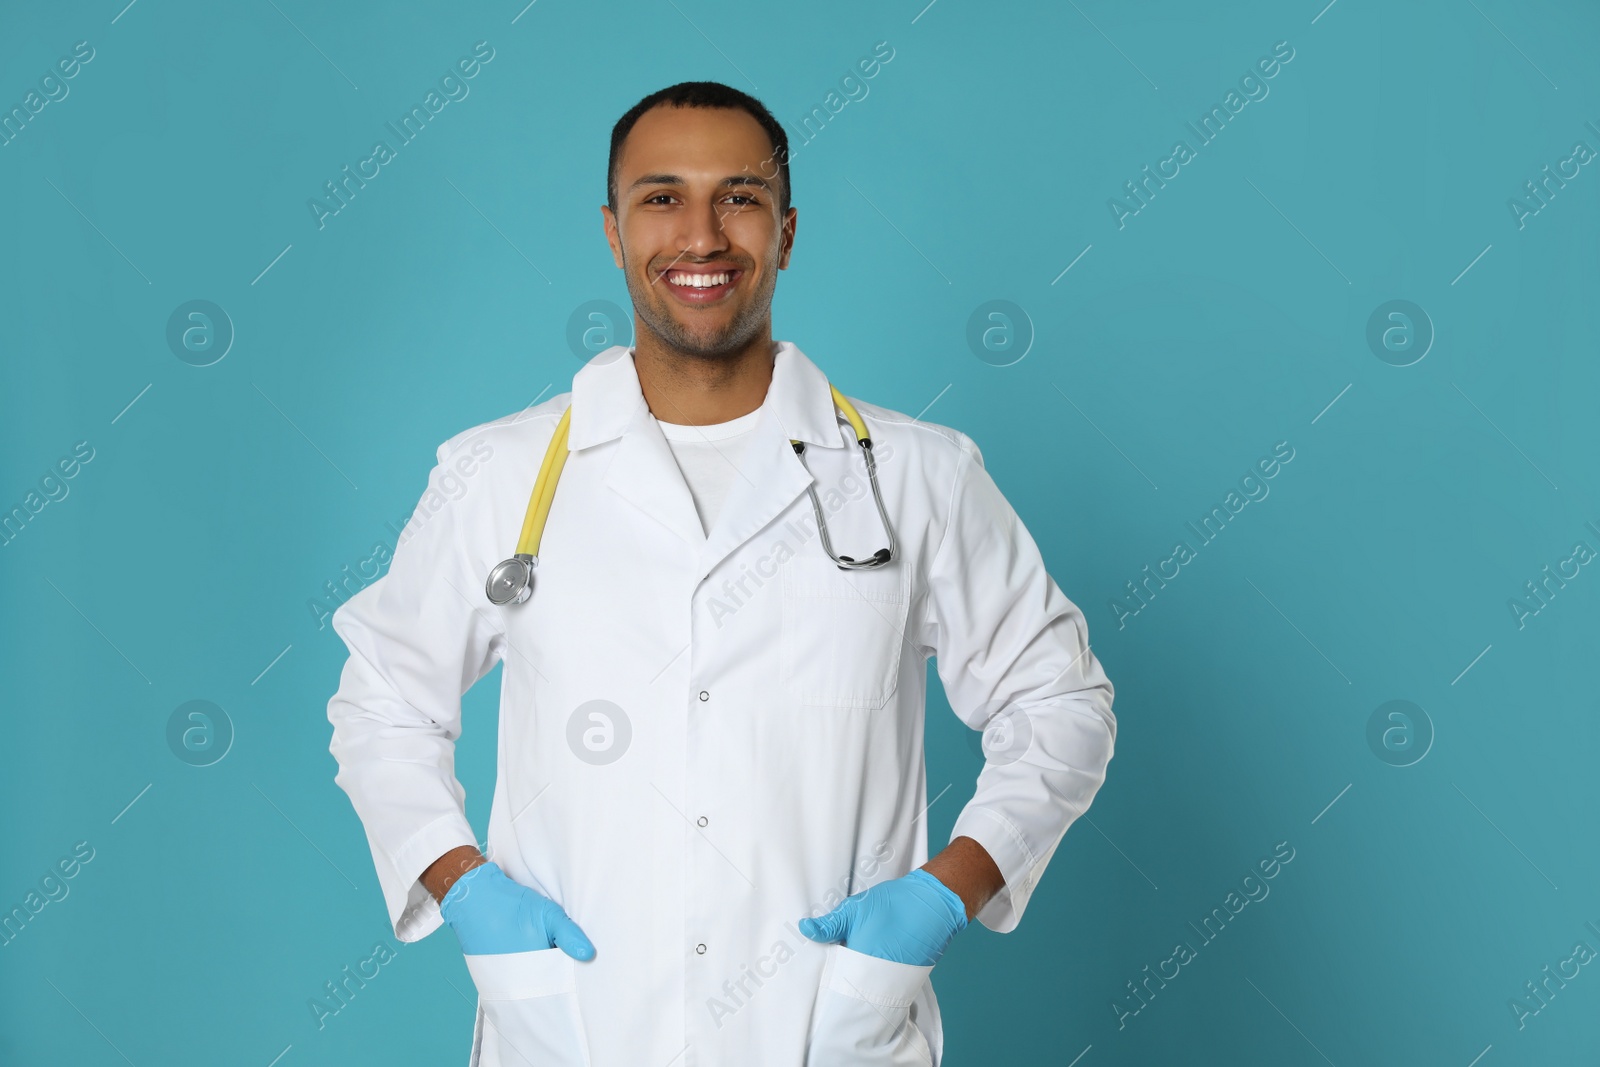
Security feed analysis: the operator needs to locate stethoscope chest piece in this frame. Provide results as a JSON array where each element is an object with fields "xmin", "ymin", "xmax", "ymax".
[{"xmin": 486, "ymin": 553, "xmax": 537, "ymax": 606}]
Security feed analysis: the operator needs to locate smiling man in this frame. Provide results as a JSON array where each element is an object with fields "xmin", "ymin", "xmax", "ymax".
[{"xmin": 326, "ymin": 81, "xmax": 1116, "ymax": 1067}]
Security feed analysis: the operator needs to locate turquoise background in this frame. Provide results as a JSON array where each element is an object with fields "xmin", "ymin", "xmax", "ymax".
[{"xmin": 3, "ymin": 0, "xmax": 1598, "ymax": 1063}]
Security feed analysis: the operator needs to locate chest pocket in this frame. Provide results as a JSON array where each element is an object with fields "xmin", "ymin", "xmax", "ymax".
[{"xmin": 780, "ymin": 553, "xmax": 911, "ymax": 710}]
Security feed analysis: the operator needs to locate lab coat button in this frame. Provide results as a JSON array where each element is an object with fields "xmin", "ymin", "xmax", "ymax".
[
  {"xmin": 695, "ymin": 943, "xmax": 707, "ymax": 955},
  {"xmin": 698, "ymin": 690, "xmax": 709, "ymax": 702},
  {"xmin": 697, "ymin": 816, "xmax": 708, "ymax": 827}
]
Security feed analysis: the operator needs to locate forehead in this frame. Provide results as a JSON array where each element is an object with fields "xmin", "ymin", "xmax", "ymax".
[{"xmin": 616, "ymin": 104, "xmax": 777, "ymax": 182}]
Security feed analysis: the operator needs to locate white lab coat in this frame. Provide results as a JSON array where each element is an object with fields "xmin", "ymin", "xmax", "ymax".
[{"xmin": 326, "ymin": 341, "xmax": 1116, "ymax": 1067}]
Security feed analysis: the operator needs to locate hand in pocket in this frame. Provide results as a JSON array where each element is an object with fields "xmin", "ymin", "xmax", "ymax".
[
  {"xmin": 440, "ymin": 861, "xmax": 596, "ymax": 959},
  {"xmin": 798, "ymin": 869, "xmax": 967, "ymax": 966}
]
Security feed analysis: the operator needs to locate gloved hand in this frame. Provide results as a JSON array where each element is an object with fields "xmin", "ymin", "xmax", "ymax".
[
  {"xmin": 798, "ymin": 868, "xmax": 968, "ymax": 966},
  {"xmin": 439, "ymin": 861, "xmax": 596, "ymax": 960}
]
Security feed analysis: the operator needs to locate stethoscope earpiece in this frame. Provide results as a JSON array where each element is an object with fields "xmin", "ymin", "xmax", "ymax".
[{"xmin": 835, "ymin": 547, "xmax": 893, "ymax": 569}]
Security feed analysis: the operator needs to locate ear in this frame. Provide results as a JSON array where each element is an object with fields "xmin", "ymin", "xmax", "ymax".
[
  {"xmin": 777, "ymin": 207, "xmax": 798, "ymax": 270},
  {"xmin": 601, "ymin": 205, "xmax": 624, "ymax": 269}
]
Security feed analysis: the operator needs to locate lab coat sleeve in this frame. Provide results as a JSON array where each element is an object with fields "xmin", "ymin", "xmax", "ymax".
[
  {"xmin": 921, "ymin": 433, "xmax": 1116, "ymax": 934},
  {"xmin": 325, "ymin": 434, "xmax": 506, "ymax": 943}
]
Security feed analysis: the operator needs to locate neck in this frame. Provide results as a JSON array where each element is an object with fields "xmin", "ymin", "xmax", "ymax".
[{"xmin": 633, "ymin": 330, "xmax": 778, "ymax": 426}]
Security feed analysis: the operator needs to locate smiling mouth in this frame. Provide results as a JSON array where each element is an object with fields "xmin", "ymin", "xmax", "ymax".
[{"xmin": 657, "ymin": 267, "xmax": 743, "ymax": 304}]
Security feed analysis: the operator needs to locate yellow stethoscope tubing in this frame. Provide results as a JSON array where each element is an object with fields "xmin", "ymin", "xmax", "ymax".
[
  {"xmin": 513, "ymin": 405, "xmax": 572, "ymax": 558},
  {"xmin": 828, "ymin": 383, "xmax": 869, "ymax": 443},
  {"xmin": 510, "ymin": 386, "xmax": 870, "ymax": 560}
]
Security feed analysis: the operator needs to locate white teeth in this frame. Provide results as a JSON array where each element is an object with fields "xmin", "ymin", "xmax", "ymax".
[{"xmin": 668, "ymin": 271, "xmax": 730, "ymax": 288}]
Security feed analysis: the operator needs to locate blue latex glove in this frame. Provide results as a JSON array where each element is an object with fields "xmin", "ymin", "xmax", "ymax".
[
  {"xmin": 439, "ymin": 861, "xmax": 595, "ymax": 960},
  {"xmin": 798, "ymin": 869, "xmax": 969, "ymax": 966}
]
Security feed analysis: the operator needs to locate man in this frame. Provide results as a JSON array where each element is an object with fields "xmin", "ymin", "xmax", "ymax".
[{"xmin": 326, "ymin": 81, "xmax": 1115, "ymax": 1066}]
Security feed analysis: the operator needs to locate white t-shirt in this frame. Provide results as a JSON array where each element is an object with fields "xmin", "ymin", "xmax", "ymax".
[{"xmin": 655, "ymin": 406, "xmax": 764, "ymax": 535}]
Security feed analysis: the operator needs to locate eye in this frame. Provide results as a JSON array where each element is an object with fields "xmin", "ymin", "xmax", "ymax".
[{"xmin": 723, "ymin": 194, "xmax": 758, "ymax": 207}]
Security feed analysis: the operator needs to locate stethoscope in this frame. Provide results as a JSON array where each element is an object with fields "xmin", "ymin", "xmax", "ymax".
[{"xmin": 485, "ymin": 383, "xmax": 899, "ymax": 606}]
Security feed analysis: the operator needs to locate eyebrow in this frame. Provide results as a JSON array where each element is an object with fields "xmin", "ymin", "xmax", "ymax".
[{"xmin": 628, "ymin": 174, "xmax": 773, "ymax": 195}]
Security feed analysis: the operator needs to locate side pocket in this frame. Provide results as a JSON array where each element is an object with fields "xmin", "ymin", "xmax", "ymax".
[
  {"xmin": 464, "ymin": 949, "xmax": 591, "ymax": 1067},
  {"xmin": 805, "ymin": 944, "xmax": 934, "ymax": 1066}
]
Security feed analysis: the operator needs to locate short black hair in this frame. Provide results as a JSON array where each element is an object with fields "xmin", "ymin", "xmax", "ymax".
[{"xmin": 607, "ymin": 81, "xmax": 791, "ymax": 217}]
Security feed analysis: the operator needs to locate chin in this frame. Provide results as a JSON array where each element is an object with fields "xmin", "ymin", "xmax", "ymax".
[{"xmin": 650, "ymin": 310, "xmax": 759, "ymax": 359}]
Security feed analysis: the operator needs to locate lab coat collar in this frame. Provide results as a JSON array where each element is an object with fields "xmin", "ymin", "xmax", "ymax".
[
  {"xmin": 565, "ymin": 340, "xmax": 847, "ymax": 452},
  {"xmin": 565, "ymin": 340, "xmax": 851, "ymax": 574}
]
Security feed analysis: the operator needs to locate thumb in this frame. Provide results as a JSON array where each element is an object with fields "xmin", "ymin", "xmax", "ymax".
[
  {"xmin": 798, "ymin": 899, "xmax": 853, "ymax": 945},
  {"xmin": 548, "ymin": 909, "xmax": 596, "ymax": 961}
]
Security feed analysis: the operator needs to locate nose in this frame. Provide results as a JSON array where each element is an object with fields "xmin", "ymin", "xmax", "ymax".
[{"xmin": 671, "ymin": 194, "xmax": 732, "ymax": 261}]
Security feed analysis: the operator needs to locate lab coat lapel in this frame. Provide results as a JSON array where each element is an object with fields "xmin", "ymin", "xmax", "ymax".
[
  {"xmin": 605, "ymin": 404, "xmax": 708, "ymax": 550},
  {"xmin": 694, "ymin": 413, "xmax": 817, "ymax": 580},
  {"xmin": 694, "ymin": 343, "xmax": 848, "ymax": 581},
  {"xmin": 570, "ymin": 347, "xmax": 707, "ymax": 551},
  {"xmin": 568, "ymin": 342, "xmax": 851, "ymax": 578}
]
